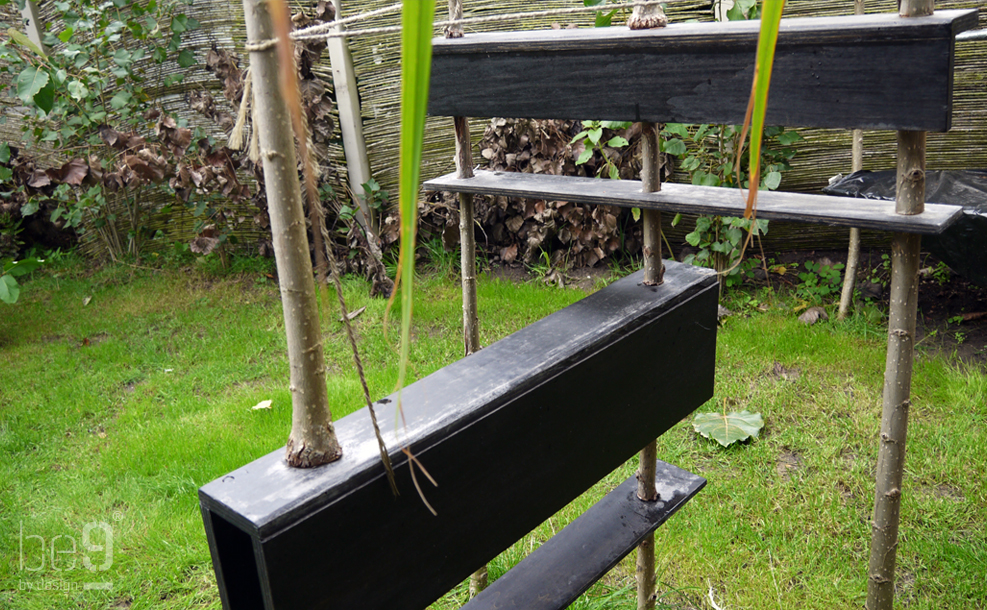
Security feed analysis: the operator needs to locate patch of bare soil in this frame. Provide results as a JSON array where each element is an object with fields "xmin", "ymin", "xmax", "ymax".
[
  {"xmin": 485, "ymin": 262, "xmax": 618, "ymax": 293},
  {"xmin": 776, "ymin": 448, "xmax": 804, "ymax": 482},
  {"xmin": 766, "ymin": 249, "xmax": 987, "ymax": 366},
  {"xmin": 483, "ymin": 246, "xmax": 987, "ymax": 365}
]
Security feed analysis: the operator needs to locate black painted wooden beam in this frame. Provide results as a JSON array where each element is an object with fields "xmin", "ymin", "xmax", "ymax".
[
  {"xmin": 200, "ymin": 263, "xmax": 718, "ymax": 610},
  {"xmin": 428, "ymin": 10, "xmax": 978, "ymax": 132},
  {"xmin": 462, "ymin": 461, "xmax": 705, "ymax": 610},
  {"xmin": 424, "ymin": 170, "xmax": 963, "ymax": 235}
]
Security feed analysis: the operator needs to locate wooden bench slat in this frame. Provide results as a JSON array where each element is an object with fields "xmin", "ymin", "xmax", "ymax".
[
  {"xmin": 424, "ymin": 170, "xmax": 963, "ymax": 235},
  {"xmin": 428, "ymin": 9, "xmax": 978, "ymax": 132},
  {"xmin": 199, "ymin": 264, "xmax": 718, "ymax": 610},
  {"xmin": 463, "ymin": 461, "xmax": 705, "ymax": 610}
]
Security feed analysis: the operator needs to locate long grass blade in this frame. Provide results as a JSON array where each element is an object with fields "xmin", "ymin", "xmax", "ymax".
[
  {"xmin": 394, "ymin": 2, "xmax": 435, "ymax": 399},
  {"xmin": 738, "ymin": 0, "xmax": 786, "ymax": 219}
]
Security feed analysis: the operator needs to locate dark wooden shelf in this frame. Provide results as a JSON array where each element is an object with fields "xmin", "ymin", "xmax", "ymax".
[
  {"xmin": 463, "ymin": 462, "xmax": 705, "ymax": 610},
  {"xmin": 428, "ymin": 9, "xmax": 978, "ymax": 132},
  {"xmin": 424, "ymin": 171, "xmax": 963, "ymax": 235}
]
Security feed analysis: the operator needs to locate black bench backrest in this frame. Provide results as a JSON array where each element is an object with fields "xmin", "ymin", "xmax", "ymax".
[{"xmin": 199, "ymin": 263, "xmax": 718, "ymax": 610}]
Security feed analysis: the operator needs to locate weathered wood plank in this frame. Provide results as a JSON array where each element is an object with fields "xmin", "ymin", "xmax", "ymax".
[
  {"xmin": 428, "ymin": 10, "xmax": 978, "ymax": 131},
  {"xmin": 462, "ymin": 461, "xmax": 705, "ymax": 610},
  {"xmin": 199, "ymin": 263, "xmax": 719, "ymax": 610},
  {"xmin": 424, "ymin": 170, "xmax": 963, "ymax": 235}
]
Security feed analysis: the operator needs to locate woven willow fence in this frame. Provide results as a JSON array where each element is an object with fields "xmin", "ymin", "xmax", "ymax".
[{"xmin": 2, "ymin": 0, "xmax": 985, "ymax": 255}]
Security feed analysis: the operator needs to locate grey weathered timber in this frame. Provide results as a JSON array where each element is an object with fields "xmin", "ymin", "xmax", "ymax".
[
  {"xmin": 428, "ymin": 10, "xmax": 978, "ymax": 132},
  {"xmin": 424, "ymin": 170, "xmax": 963, "ymax": 235},
  {"xmin": 200, "ymin": 263, "xmax": 718, "ymax": 610},
  {"xmin": 462, "ymin": 462, "xmax": 705, "ymax": 610}
]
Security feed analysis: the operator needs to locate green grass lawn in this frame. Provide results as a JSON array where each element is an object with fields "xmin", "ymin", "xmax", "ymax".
[{"xmin": 1, "ymin": 258, "xmax": 984, "ymax": 609}]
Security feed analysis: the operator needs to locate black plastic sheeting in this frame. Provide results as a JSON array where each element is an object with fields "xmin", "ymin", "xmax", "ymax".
[{"xmin": 823, "ymin": 170, "xmax": 987, "ymax": 287}]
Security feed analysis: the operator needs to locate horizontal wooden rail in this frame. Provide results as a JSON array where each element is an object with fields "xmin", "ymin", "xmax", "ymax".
[
  {"xmin": 463, "ymin": 461, "xmax": 705, "ymax": 610},
  {"xmin": 428, "ymin": 9, "xmax": 977, "ymax": 132},
  {"xmin": 424, "ymin": 170, "xmax": 963, "ymax": 235},
  {"xmin": 200, "ymin": 263, "xmax": 718, "ymax": 610}
]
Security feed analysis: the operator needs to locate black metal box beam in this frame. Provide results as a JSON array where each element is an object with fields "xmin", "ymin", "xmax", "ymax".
[
  {"xmin": 428, "ymin": 10, "xmax": 978, "ymax": 132},
  {"xmin": 199, "ymin": 262, "xmax": 718, "ymax": 610}
]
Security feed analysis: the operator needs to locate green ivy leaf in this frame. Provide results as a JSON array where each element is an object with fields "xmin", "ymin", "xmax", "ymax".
[
  {"xmin": 5, "ymin": 257, "xmax": 43, "ymax": 277},
  {"xmin": 671, "ymin": 212, "xmax": 682, "ymax": 227},
  {"xmin": 608, "ymin": 164, "xmax": 619, "ymax": 180},
  {"xmin": 763, "ymin": 170, "xmax": 782, "ymax": 190},
  {"xmin": 662, "ymin": 138, "xmax": 687, "ymax": 156},
  {"xmin": 110, "ymin": 91, "xmax": 132, "ymax": 109},
  {"xmin": 0, "ymin": 143, "xmax": 9, "ymax": 164},
  {"xmin": 777, "ymin": 130, "xmax": 803, "ymax": 146},
  {"xmin": 113, "ymin": 48, "xmax": 133, "ymax": 69},
  {"xmin": 33, "ymin": 79, "xmax": 56, "ymax": 113},
  {"xmin": 631, "ymin": 207, "xmax": 641, "ymax": 222},
  {"xmin": 21, "ymin": 200, "xmax": 40, "ymax": 216},
  {"xmin": 576, "ymin": 148, "xmax": 594, "ymax": 166},
  {"xmin": 67, "ymin": 80, "xmax": 89, "ymax": 100},
  {"xmin": 6, "ymin": 28, "xmax": 46, "ymax": 58},
  {"xmin": 177, "ymin": 49, "xmax": 196, "ymax": 68},
  {"xmin": 693, "ymin": 411, "xmax": 764, "ymax": 447},
  {"xmin": 685, "ymin": 230, "xmax": 701, "ymax": 247},
  {"xmin": 600, "ymin": 120, "xmax": 632, "ymax": 130},
  {"xmin": 0, "ymin": 274, "xmax": 20, "ymax": 304},
  {"xmin": 663, "ymin": 123, "xmax": 689, "ymax": 138},
  {"xmin": 15, "ymin": 66, "xmax": 49, "ymax": 105},
  {"xmin": 693, "ymin": 171, "xmax": 720, "ymax": 187},
  {"xmin": 587, "ymin": 127, "xmax": 603, "ymax": 146},
  {"xmin": 171, "ymin": 15, "xmax": 190, "ymax": 34},
  {"xmin": 606, "ymin": 136, "xmax": 628, "ymax": 148},
  {"xmin": 0, "ymin": 167, "xmax": 12, "ymax": 182}
]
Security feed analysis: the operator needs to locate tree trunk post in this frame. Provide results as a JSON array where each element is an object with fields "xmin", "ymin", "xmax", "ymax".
[
  {"xmin": 449, "ymin": 0, "xmax": 485, "ymax": 595},
  {"xmin": 636, "ymin": 440, "xmax": 659, "ymax": 610},
  {"xmin": 447, "ymin": 1, "xmax": 480, "ymax": 357},
  {"xmin": 636, "ymin": 122, "xmax": 663, "ymax": 610},
  {"xmin": 455, "ymin": 116, "xmax": 481, "ymax": 355},
  {"xmin": 866, "ymin": 2, "xmax": 931, "ymax": 604},
  {"xmin": 244, "ymin": 0, "xmax": 342, "ymax": 468},
  {"xmin": 838, "ymin": 0, "xmax": 866, "ymax": 321},
  {"xmin": 641, "ymin": 123, "xmax": 664, "ymax": 286}
]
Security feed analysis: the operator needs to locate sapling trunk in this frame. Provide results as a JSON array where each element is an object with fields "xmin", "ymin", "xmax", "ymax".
[
  {"xmin": 244, "ymin": 0, "xmax": 341, "ymax": 468},
  {"xmin": 838, "ymin": 0, "xmax": 866, "ymax": 321}
]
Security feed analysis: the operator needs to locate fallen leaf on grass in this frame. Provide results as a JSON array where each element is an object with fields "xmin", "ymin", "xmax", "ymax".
[
  {"xmin": 82, "ymin": 296, "xmax": 92, "ymax": 306},
  {"xmin": 252, "ymin": 400, "xmax": 273, "ymax": 410},
  {"xmin": 693, "ymin": 410, "xmax": 764, "ymax": 447},
  {"xmin": 339, "ymin": 306, "xmax": 366, "ymax": 322},
  {"xmin": 798, "ymin": 306, "xmax": 828, "ymax": 325}
]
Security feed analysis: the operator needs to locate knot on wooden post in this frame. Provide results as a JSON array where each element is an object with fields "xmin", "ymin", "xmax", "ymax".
[{"xmin": 868, "ymin": 573, "xmax": 893, "ymax": 585}]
